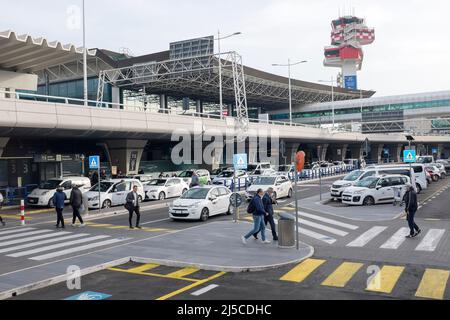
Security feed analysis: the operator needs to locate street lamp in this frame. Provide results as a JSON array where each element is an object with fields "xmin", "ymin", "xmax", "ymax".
[
  {"xmin": 272, "ymin": 59, "xmax": 307, "ymax": 125},
  {"xmin": 318, "ymin": 76, "xmax": 337, "ymax": 128}
]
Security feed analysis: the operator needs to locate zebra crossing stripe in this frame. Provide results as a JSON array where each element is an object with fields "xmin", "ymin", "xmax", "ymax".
[
  {"xmin": 0, "ymin": 231, "xmax": 71, "ymax": 247},
  {"xmin": 29, "ymin": 238, "xmax": 126, "ymax": 261},
  {"xmin": 0, "ymin": 229, "xmax": 52, "ymax": 241},
  {"xmin": 0, "ymin": 234, "xmax": 89, "ymax": 254},
  {"xmin": 321, "ymin": 262, "xmax": 364, "ymax": 288},
  {"xmin": 274, "ymin": 219, "xmax": 336, "ymax": 244},
  {"xmin": 380, "ymin": 227, "xmax": 410, "ymax": 249},
  {"xmin": 366, "ymin": 265, "xmax": 405, "ymax": 293},
  {"xmin": 298, "ymin": 211, "xmax": 358, "ymax": 230},
  {"xmin": 297, "ymin": 218, "xmax": 348, "ymax": 236},
  {"xmin": 0, "ymin": 227, "xmax": 35, "ymax": 235},
  {"xmin": 415, "ymin": 229, "xmax": 446, "ymax": 252},
  {"xmin": 7, "ymin": 235, "xmax": 111, "ymax": 258},
  {"xmin": 346, "ymin": 226, "xmax": 387, "ymax": 247},
  {"xmin": 415, "ymin": 269, "xmax": 450, "ymax": 300}
]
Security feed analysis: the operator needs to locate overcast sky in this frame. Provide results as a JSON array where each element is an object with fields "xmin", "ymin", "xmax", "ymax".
[{"xmin": 1, "ymin": 0, "xmax": 449, "ymax": 96}]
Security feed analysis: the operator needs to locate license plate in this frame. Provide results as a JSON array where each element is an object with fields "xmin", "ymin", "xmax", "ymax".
[
  {"xmin": 343, "ymin": 197, "xmax": 351, "ymax": 201},
  {"xmin": 28, "ymin": 199, "xmax": 37, "ymax": 203}
]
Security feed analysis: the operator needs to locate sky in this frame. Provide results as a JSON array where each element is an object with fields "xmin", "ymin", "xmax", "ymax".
[{"xmin": 1, "ymin": 0, "xmax": 449, "ymax": 97}]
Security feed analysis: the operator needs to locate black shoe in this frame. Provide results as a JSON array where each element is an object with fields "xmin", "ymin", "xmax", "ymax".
[
  {"xmin": 129, "ymin": 226, "xmax": 134, "ymax": 229},
  {"xmin": 405, "ymin": 234, "xmax": 414, "ymax": 238},
  {"xmin": 413, "ymin": 229, "xmax": 421, "ymax": 237},
  {"xmin": 136, "ymin": 226, "xmax": 142, "ymax": 229},
  {"xmin": 55, "ymin": 225, "xmax": 60, "ymax": 228},
  {"xmin": 273, "ymin": 237, "xmax": 279, "ymax": 241},
  {"xmin": 61, "ymin": 226, "xmax": 65, "ymax": 229}
]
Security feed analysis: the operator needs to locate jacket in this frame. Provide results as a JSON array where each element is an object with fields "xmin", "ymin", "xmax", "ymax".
[
  {"xmin": 70, "ymin": 187, "xmax": 83, "ymax": 208},
  {"xmin": 249, "ymin": 195, "xmax": 266, "ymax": 216},
  {"xmin": 125, "ymin": 191, "xmax": 140, "ymax": 209},
  {"xmin": 405, "ymin": 189, "xmax": 418, "ymax": 213},
  {"xmin": 52, "ymin": 191, "xmax": 66, "ymax": 209},
  {"xmin": 190, "ymin": 175, "xmax": 199, "ymax": 187},
  {"xmin": 262, "ymin": 193, "xmax": 275, "ymax": 215}
]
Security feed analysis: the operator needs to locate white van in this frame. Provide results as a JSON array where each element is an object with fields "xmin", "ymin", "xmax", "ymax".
[
  {"xmin": 369, "ymin": 164, "xmax": 427, "ymax": 193},
  {"xmin": 86, "ymin": 179, "xmax": 145, "ymax": 209},
  {"xmin": 27, "ymin": 177, "xmax": 91, "ymax": 207}
]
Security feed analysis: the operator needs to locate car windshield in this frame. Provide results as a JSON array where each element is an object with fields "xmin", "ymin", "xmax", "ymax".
[
  {"xmin": 343, "ymin": 170, "xmax": 363, "ymax": 181},
  {"xmin": 344, "ymin": 160, "xmax": 352, "ymax": 164},
  {"xmin": 247, "ymin": 164, "xmax": 258, "ymax": 171},
  {"xmin": 218, "ymin": 171, "xmax": 234, "ymax": 178},
  {"xmin": 90, "ymin": 181, "xmax": 114, "ymax": 192},
  {"xmin": 254, "ymin": 177, "xmax": 277, "ymax": 185},
  {"xmin": 417, "ymin": 157, "xmax": 432, "ymax": 163},
  {"xmin": 180, "ymin": 188, "xmax": 209, "ymax": 199},
  {"xmin": 39, "ymin": 179, "xmax": 62, "ymax": 189},
  {"xmin": 147, "ymin": 179, "xmax": 166, "ymax": 186},
  {"xmin": 356, "ymin": 177, "xmax": 379, "ymax": 188},
  {"xmin": 178, "ymin": 171, "xmax": 193, "ymax": 178},
  {"xmin": 211, "ymin": 168, "xmax": 222, "ymax": 175}
]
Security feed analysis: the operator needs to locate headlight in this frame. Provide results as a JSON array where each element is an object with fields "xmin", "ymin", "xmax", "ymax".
[
  {"xmin": 353, "ymin": 190, "xmax": 365, "ymax": 195},
  {"xmin": 41, "ymin": 191, "xmax": 49, "ymax": 195},
  {"xmin": 91, "ymin": 195, "xmax": 99, "ymax": 201},
  {"xmin": 342, "ymin": 183, "xmax": 351, "ymax": 188},
  {"xmin": 189, "ymin": 203, "xmax": 200, "ymax": 208}
]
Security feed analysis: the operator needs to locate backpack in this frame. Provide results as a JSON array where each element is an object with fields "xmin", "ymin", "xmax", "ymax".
[{"xmin": 247, "ymin": 199, "xmax": 256, "ymax": 214}]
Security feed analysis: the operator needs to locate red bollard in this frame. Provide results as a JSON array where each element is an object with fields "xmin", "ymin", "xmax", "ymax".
[{"xmin": 20, "ymin": 199, "xmax": 25, "ymax": 225}]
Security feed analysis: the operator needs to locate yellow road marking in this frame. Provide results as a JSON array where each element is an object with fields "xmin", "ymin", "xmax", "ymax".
[
  {"xmin": 0, "ymin": 214, "xmax": 33, "ymax": 220},
  {"xmin": 126, "ymin": 263, "xmax": 160, "ymax": 273},
  {"xmin": 108, "ymin": 267, "xmax": 199, "ymax": 282},
  {"xmin": 142, "ymin": 228, "xmax": 170, "ymax": 232},
  {"xmin": 281, "ymin": 207, "xmax": 295, "ymax": 211},
  {"xmin": 166, "ymin": 267, "xmax": 199, "ymax": 279},
  {"xmin": 156, "ymin": 271, "xmax": 226, "ymax": 300},
  {"xmin": 321, "ymin": 262, "xmax": 364, "ymax": 287},
  {"xmin": 108, "ymin": 225, "xmax": 129, "ymax": 229},
  {"xmin": 280, "ymin": 258, "xmax": 326, "ymax": 283},
  {"xmin": 86, "ymin": 223, "xmax": 114, "ymax": 228},
  {"xmin": 415, "ymin": 269, "xmax": 450, "ymax": 300},
  {"xmin": 366, "ymin": 265, "xmax": 404, "ymax": 293}
]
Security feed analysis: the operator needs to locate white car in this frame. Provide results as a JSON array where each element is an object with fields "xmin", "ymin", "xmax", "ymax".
[
  {"xmin": 342, "ymin": 175, "xmax": 410, "ymax": 206},
  {"xmin": 212, "ymin": 170, "xmax": 248, "ymax": 189},
  {"xmin": 27, "ymin": 177, "xmax": 91, "ymax": 207},
  {"xmin": 178, "ymin": 169, "xmax": 211, "ymax": 186},
  {"xmin": 86, "ymin": 179, "xmax": 145, "ymax": 209},
  {"xmin": 425, "ymin": 165, "xmax": 441, "ymax": 180},
  {"xmin": 330, "ymin": 170, "xmax": 367, "ymax": 199},
  {"xmin": 144, "ymin": 178, "xmax": 189, "ymax": 201},
  {"xmin": 432, "ymin": 163, "xmax": 446, "ymax": 178},
  {"xmin": 169, "ymin": 186, "xmax": 232, "ymax": 221},
  {"xmin": 246, "ymin": 175, "xmax": 293, "ymax": 200}
]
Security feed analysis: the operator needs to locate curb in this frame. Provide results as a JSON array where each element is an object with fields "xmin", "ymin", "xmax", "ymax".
[{"xmin": 80, "ymin": 202, "xmax": 171, "ymax": 221}]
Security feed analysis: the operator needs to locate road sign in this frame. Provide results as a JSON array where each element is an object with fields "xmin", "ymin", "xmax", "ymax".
[
  {"xmin": 89, "ymin": 156, "xmax": 100, "ymax": 169},
  {"xmin": 65, "ymin": 291, "xmax": 112, "ymax": 300},
  {"xmin": 230, "ymin": 192, "xmax": 243, "ymax": 208},
  {"xmin": 233, "ymin": 154, "xmax": 247, "ymax": 170},
  {"xmin": 403, "ymin": 150, "xmax": 416, "ymax": 163}
]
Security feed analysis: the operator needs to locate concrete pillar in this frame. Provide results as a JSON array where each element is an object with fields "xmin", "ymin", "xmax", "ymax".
[
  {"xmin": 159, "ymin": 94, "xmax": 168, "ymax": 111},
  {"xmin": 436, "ymin": 144, "xmax": 444, "ymax": 159},
  {"xmin": 248, "ymin": 143, "xmax": 258, "ymax": 164},
  {"xmin": 106, "ymin": 139, "xmax": 148, "ymax": 176},
  {"xmin": 350, "ymin": 145, "xmax": 362, "ymax": 160},
  {"xmin": 393, "ymin": 144, "xmax": 404, "ymax": 163},
  {"xmin": 285, "ymin": 143, "xmax": 300, "ymax": 165},
  {"xmin": 317, "ymin": 144, "xmax": 329, "ymax": 162},
  {"xmin": 330, "ymin": 144, "xmax": 348, "ymax": 161},
  {"xmin": 196, "ymin": 100, "xmax": 203, "ymax": 114},
  {"xmin": 227, "ymin": 104, "xmax": 232, "ymax": 117},
  {"xmin": 370, "ymin": 144, "xmax": 384, "ymax": 164},
  {"xmin": 111, "ymin": 86, "xmax": 120, "ymax": 109},
  {"xmin": 0, "ymin": 137, "xmax": 10, "ymax": 157}
]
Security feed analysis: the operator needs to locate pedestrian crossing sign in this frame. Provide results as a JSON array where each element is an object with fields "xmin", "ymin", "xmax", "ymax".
[
  {"xmin": 403, "ymin": 150, "xmax": 416, "ymax": 163},
  {"xmin": 233, "ymin": 154, "xmax": 247, "ymax": 170},
  {"xmin": 89, "ymin": 155, "xmax": 100, "ymax": 169}
]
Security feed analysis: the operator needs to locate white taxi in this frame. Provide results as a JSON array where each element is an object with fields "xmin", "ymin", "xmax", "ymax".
[
  {"xmin": 245, "ymin": 175, "xmax": 293, "ymax": 200},
  {"xmin": 144, "ymin": 178, "xmax": 189, "ymax": 200}
]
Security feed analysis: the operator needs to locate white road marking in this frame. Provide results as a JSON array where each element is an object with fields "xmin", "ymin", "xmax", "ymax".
[
  {"xmin": 274, "ymin": 219, "xmax": 336, "ymax": 244},
  {"xmin": 380, "ymin": 227, "xmax": 410, "ymax": 249},
  {"xmin": 297, "ymin": 218, "xmax": 348, "ymax": 236},
  {"xmin": 346, "ymin": 226, "xmax": 387, "ymax": 247},
  {"xmin": 7, "ymin": 235, "xmax": 111, "ymax": 258},
  {"xmin": 0, "ymin": 231, "xmax": 71, "ymax": 247},
  {"xmin": 140, "ymin": 218, "xmax": 171, "ymax": 225},
  {"xmin": 0, "ymin": 229, "xmax": 52, "ymax": 241},
  {"xmin": 0, "ymin": 234, "xmax": 89, "ymax": 254},
  {"xmin": 0, "ymin": 227, "xmax": 36, "ymax": 235},
  {"xmin": 191, "ymin": 284, "xmax": 219, "ymax": 296},
  {"xmin": 29, "ymin": 238, "xmax": 126, "ymax": 261},
  {"xmin": 415, "ymin": 229, "xmax": 446, "ymax": 252},
  {"xmin": 298, "ymin": 211, "xmax": 358, "ymax": 230}
]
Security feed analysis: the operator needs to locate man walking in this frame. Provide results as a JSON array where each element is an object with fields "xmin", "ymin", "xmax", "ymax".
[
  {"xmin": 126, "ymin": 185, "xmax": 141, "ymax": 229},
  {"xmin": 190, "ymin": 171, "xmax": 199, "ymax": 188},
  {"xmin": 53, "ymin": 187, "xmax": 66, "ymax": 228},
  {"xmin": 253, "ymin": 188, "xmax": 279, "ymax": 241},
  {"xmin": 0, "ymin": 192, "xmax": 5, "ymax": 226},
  {"xmin": 405, "ymin": 183, "xmax": 421, "ymax": 238},
  {"xmin": 70, "ymin": 184, "xmax": 85, "ymax": 227},
  {"xmin": 242, "ymin": 189, "xmax": 271, "ymax": 244}
]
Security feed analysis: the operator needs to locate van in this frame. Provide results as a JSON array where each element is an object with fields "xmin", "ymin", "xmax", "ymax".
[
  {"xmin": 416, "ymin": 155, "xmax": 434, "ymax": 164},
  {"xmin": 369, "ymin": 164, "xmax": 427, "ymax": 193},
  {"xmin": 86, "ymin": 178, "xmax": 145, "ymax": 209},
  {"xmin": 27, "ymin": 176, "xmax": 91, "ymax": 207}
]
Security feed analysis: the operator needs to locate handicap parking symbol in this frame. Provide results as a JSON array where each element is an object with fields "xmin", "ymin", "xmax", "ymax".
[{"xmin": 64, "ymin": 291, "xmax": 112, "ymax": 300}]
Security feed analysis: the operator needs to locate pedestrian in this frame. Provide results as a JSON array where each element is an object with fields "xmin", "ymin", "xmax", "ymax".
[
  {"xmin": 404, "ymin": 183, "xmax": 421, "ymax": 238},
  {"xmin": 241, "ymin": 189, "xmax": 271, "ymax": 244},
  {"xmin": 190, "ymin": 171, "xmax": 199, "ymax": 188},
  {"xmin": 125, "ymin": 185, "xmax": 141, "ymax": 229},
  {"xmin": 158, "ymin": 172, "xmax": 164, "ymax": 178},
  {"xmin": 0, "ymin": 192, "xmax": 5, "ymax": 226},
  {"xmin": 253, "ymin": 187, "xmax": 278, "ymax": 241},
  {"xmin": 100, "ymin": 169, "xmax": 107, "ymax": 180},
  {"xmin": 52, "ymin": 186, "xmax": 66, "ymax": 228},
  {"xmin": 91, "ymin": 170, "xmax": 99, "ymax": 185},
  {"xmin": 70, "ymin": 184, "xmax": 85, "ymax": 227}
]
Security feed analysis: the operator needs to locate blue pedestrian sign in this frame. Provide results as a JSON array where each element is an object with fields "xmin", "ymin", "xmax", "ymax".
[
  {"xmin": 89, "ymin": 155, "xmax": 100, "ymax": 169},
  {"xmin": 233, "ymin": 154, "xmax": 247, "ymax": 170},
  {"xmin": 403, "ymin": 150, "xmax": 416, "ymax": 163},
  {"xmin": 65, "ymin": 291, "xmax": 111, "ymax": 300}
]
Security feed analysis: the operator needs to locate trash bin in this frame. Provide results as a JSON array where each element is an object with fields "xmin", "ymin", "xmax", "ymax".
[{"xmin": 278, "ymin": 212, "xmax": 296, "ymax": 248}]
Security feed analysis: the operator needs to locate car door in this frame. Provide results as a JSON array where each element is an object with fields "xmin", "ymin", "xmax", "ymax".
[
  {"xmin": 218, "ymin": 187, "xmax": 230, "ymax": 213},
  {"xmin": 165, "ymin": 179, "xmax": 177, "ymax": 198},
  {"xmin": 111, "ymin": 181, "xmax": 128, "ymax": 205},
  {"xmin": 208, "ymin": 188, "xmax": 221, "ymax": 215},
  {"xmin": 60, "ymin": 180, "xmax": 72, "ymax": 200},
  {"xmin": 377, "ymin": 178, "xmax": 393, "ymax": 203}
]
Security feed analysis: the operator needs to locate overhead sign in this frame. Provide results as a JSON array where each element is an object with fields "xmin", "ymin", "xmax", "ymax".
[
  {"xmin": 344, "ymin": 75, "xmax": 357, "ymax": 90},
  {"xmin": 65, "ymin": 291, "xmax": 111, "ymax": 300},
  {"xmin": 229, "ymin": 192, "xmax": 243, "ymax": 208},
  {"xmin": 89, "ymin": 155, "xmax": 100, "ymax": 169},
  {"xmin": 233, "ymin": 154, "xmax": 247, "ymax": 170},
  {"xmin": 403, "ymin": 150, "xmax": 416, "ymax": 163}
]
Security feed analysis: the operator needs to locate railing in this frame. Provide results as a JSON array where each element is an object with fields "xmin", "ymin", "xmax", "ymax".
[{"xmin": 0, "ymin": 184, "xmax": 38, "ymax": 206}]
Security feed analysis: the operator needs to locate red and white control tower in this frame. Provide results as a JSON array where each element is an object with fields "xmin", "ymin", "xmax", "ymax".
[{"xmin": 324, "ymin": 15, "xmax": 375, "ymax": 90}]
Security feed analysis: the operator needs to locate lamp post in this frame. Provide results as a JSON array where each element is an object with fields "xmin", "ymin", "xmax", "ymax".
[
  {"xmin": 318, "ymin": 76, "xmax": 337, "ymax": 128},
  {"xmin": 272, "ymin": 59, "xmax": 307, "ymax": 125},
  {"xmin": 82, "ymin": 0, "xmax": 88, "ymax": 107}
]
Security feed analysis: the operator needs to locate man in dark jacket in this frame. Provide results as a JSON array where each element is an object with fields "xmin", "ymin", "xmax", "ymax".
[
  {"xmin": 253, "ymin": 188, "xmax": 278, "ymax": 241},
  {"xmin": 242, "ymin": 189, "xmax": 270, "ymax": 244},
  {"xmin": 190, "ymin": 172, "xmax": 199, "ymax": 188},
  {"xmin": 53, "ymin": 187, "xmax": 66, "ymax": 228},
  {"xmin": 125, "ymin": 185, "xmax": 141, "ymax": 229},
  {"xmin": 404, "ymin": 183, "xmax": 421, "ymax": 238},
  {"xmin": 0, "ymin": 192, "xmax": 5, "ymax": 226},
  {"xmin": 70, "ymin": 185, "xmax": 85, "ymax": 227}
]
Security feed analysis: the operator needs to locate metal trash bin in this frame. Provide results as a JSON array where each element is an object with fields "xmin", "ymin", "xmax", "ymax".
[{"xmin": 278, "ymin": 212, "xmax": 296, "ymax": 248}]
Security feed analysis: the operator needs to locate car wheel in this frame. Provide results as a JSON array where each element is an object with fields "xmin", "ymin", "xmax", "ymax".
[
  {"xmin": 200, "ymin": 207, "xmax": 209, "ymax": 221},
  {"xmin": 362, "ymin": 196, "xmax": 375, "ymax": 206},
  {"xmin": 433, "ymin": 175, "xmax": 439, "ymax": 182},
  {"xmin": 182, "ymin": 188, "xmax": 188, "ymax": 195},
  {"xmin": 287, "ymin": 188, "xmax": 293, "ymax": 198},
  {"xmin": 226, "ymin": 204, "xmax": 232, "ymax": 215},
  {"xmin": 158, "ymin": 192, "xmax": 166, "ymax": 200},
  {"xmin": 416, "ymin": 183, "xmax": 422, "ymax": 194},
  {"xmin": 102, "ymin": 199, "xmax": 111, "ymax": 209},
  {"xmin": 48, "ymin": 198, "xmax": 55, "ymax": 208}
]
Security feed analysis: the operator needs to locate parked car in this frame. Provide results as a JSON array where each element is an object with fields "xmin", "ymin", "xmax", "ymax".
[
  {"xmin": 436, "ymin": 159, "xmax": 450, "ymax": 172},
  {"xmin": 210, "ymin": 167, "xmax": 233, "ymax": 180},
  {"xmin": 246, "ymin": 162, "xmax": 273, "ymax": 175},
  {"xmin": 416, "ymin": 155, "xmax": 434, "ymax": 164},
  {"xmin": 169, "ymin": 186, "xmax": 232, "ymax": 221},
  {"xmin": 246, "ymin": 175, "xmax": 293, "ymax": 200},
  {"xmin": 342, "ymin": 175, "xmax": 411, "ymax": 206},
  {"xmin": 27, "ymin": 176, "xmax": 91, "ymax": 207},
  {"xmin": 144, "ymin": 178, "xmax": 189, "ymax": 201},
  {"xmin": 369, "ymin": 164, "xmax": 428, "ymax": 193},
  {"xmin": 178, "ymin": 169, "xmax": 211, "ymax": 186},
  {"xmin": 277, "ymin": 164, "xmax": 295, "ymax": 180},
  {"xmin": 425, "ymin": 165, "xmax": 440, "ymax": 181},
  {"xmin": 212, "ymin": 170, "xmax": 248, "ymax": 189},
  {"xmin": 425, "ymin": 170, "xmax": 432, "ymax": 184},
  {"xmin": 432, "ymin": 163, "xmax": 446, "ymax": 178},
  {"xmin": 132, "ymin": 174, "xmax": 155, "ymax": 183},
  {"xmin": 86, "ymin": 179, "xmax": 145, "ymax": 209}
]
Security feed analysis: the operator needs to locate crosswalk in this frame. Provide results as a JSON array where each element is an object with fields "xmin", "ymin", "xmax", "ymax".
[
  {"xmin": 279, "ymin": 258, "xmax": 450, "ymax": 299},
  {"xmin": 0, "ymin": 227, "xmax": 128, "ymax": 261}
]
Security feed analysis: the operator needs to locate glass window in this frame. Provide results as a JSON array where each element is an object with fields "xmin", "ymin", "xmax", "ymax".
[
  {"xmin": 218, "ymin": 187, "xmax": 229, "ymax": 196},
  {"xmin": 181, "ymin": 188, "xmax": 209, "ymax": 199},
  {"xmin": 114, "ymin": 182, "xmax": 127, "ymax": 192},
  {"xmin": 210, "ymin": 188, "xmax": 220, "ymax": 197}
]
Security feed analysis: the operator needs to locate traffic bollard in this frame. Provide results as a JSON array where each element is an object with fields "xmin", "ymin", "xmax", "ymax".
[{"xmin": 20, "ymin": 199, "xmax": 25, "ymax": 225}]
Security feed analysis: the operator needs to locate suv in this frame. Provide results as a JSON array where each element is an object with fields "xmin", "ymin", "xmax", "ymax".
[
  {"xmin": 178, "ymin": 169, "xmax": 211, "ymax": 186},
  {"xmin": 27, "ymin": 176, "xmax": 91, "ymax": 207}
]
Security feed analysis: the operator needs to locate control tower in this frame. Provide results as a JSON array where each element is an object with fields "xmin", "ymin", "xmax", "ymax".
[{"xmin": 324, "ymin": 15, "xmax": 375, "ymax": 89}]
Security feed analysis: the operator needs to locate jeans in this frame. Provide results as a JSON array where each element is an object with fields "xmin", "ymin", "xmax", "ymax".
[
  {"xmin": 253, "ymin": 214, "xmax": 278, "ymax": 240},
  {"xmin": 56, "ymin": 207, "xmax": 65, "ymax": 227},
  {"xmin": 72, "ymin": 206, "xmax": 84, "ymax": 224},
  {"xmin": 128, "ymin": 206, "xmax": 141, "ymax": 227},
  {"xmin": 244, "ymin": 214, "xmax": 266, "ymax": 241},
  {"xmin": 407, "ymin": 209, "xmax": 419, "ymax": 236}
]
